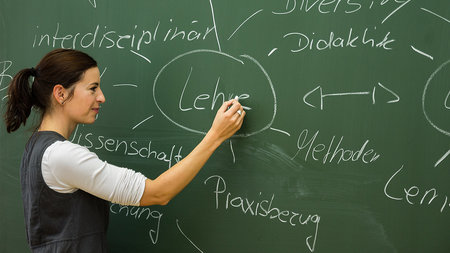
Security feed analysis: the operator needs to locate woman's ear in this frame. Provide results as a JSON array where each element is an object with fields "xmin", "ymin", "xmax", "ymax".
[{"xmin": 52, "ymin": 84, "xmax": 67, "ymax": 105}]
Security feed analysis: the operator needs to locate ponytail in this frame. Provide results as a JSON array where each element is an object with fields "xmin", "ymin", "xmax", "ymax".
[{"xmin": 4, "ymin": 68, "xmax": 36, "ymax": 133}]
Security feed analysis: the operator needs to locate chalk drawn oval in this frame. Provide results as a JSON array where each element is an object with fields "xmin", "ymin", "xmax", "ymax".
[
  {"xmin": 153, "ymin": 49, "xmax": 277, "ymax": 137},
  {"xmin": 422, "ymin": 59, "xmax": 450, "ymax": 136}
]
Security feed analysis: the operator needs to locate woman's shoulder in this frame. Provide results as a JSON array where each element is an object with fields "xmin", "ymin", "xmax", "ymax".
[
  {"xmin": 24, "ymin": 130, "xmax": 66, "ymax": 155},
  {"xmin": 44, "ymin": 135, "xmax": 98, "ymax": 165}
]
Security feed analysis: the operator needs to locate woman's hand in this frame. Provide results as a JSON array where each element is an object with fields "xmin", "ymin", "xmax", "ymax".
[
  {"xmin": 139, "ymin": 98, "xmax": 245, "ymax": 206},
  {"xmin": 207, "ymin": 98, "xmax": 246, "ymax": 143}
]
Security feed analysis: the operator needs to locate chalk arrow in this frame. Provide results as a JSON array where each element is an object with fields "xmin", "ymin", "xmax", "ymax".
[
  {"xmin": 303, "ymin": 82, "xmax": 399, "ymax": 110},
  {"xmin": 372, "ymin": 82, "xmax": 400, "ymax": 104}
]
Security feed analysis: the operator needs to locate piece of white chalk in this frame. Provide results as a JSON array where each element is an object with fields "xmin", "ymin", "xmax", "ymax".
[{"xmin": 235, "ymin": 96, "xmax": 242, "ymax": 115}]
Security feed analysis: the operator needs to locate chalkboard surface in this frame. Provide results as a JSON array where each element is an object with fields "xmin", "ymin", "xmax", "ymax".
[{"xmin": 1, "ymin": 0, "xmax": 450, "ymax": 252}]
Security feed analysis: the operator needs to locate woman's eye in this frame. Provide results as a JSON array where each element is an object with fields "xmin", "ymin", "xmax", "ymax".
[{"xmin": 90, "ymin": 87, "xmax": 97, "ymax": 92}]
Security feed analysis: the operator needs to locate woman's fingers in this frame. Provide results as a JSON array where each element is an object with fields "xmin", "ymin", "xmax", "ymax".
[
  {"xmin": 219, "ymin": 99, "xmax": 234, "ymax": 113},
  {"xmin": 226, "ymin": 100, "xmax": 241, "ymax": 115},
  {"xmin": 209, "ymin": 98, "xmax": 246, "ymax": 141}
]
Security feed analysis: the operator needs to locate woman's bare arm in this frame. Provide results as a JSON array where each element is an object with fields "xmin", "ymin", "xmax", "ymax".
[{"xmin": 139, "ymin": 99, "xmax": 245, "ymax": 206}]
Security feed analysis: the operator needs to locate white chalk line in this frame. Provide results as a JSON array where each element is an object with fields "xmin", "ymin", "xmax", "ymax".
[
  {"xmin": 381, "ymin": 0, "xmax": 411, "ymax": 24},
  {"xmin": 100, "ymin": 67, "xmax": 107, "ymax": 78},
  {"xmin": 422, "ymin": 59, "xmax": 450, "ymax": 137},
  {"xmin": 230, "ymin": 140, "xmax": 236, "ymax": 163},
  {"xmin": 435, "ymin": 149, "xmax": 450, "ymax": 167},
  {"xmin": 445, "ymin": 90, "xmax": 450, "ymax": 109},
  {"xmin": 268, "ymin": 48, "xmax": 278, "ymax": 56},
  {"xmin": 132, "ymin": 115, "xmax": 154, "ymax": 130},
  {"xmin": 322, "ymin": 91, "xmax": 370, "ymax": 97},
  {"xmin": 238, "ymin": 54, "xmax": 277, "ymax": 137},
  {"xmin": 113, "ymin": 84, "xmax": 138, "ymax": 88},
  {"xmin": 377, "ymin": 82, "xmax": 400, "ymax": 103},
  {"xmin": 270, "ymin": 127, "xmax": 291, "ymax": 136},
  {"xmin": 176, "ymin": 219, "xmax": 204, "ymax": 253},
  {"xmin": 272, "ymin": 0, "xmax": 296, "ymax": 15},
  {"xmin": 410, "ymin": 45, "xmax": 434, "ymax": 60},
  {"xmin": 88, "ymin": 0, "xmax": 97, "ymax": 8},
  {"xmin": 228, "ymin": 9, "xmax": 263, "ymax": 40},
  {"xmin": 208, "ymin": 0, "xmax": 221, "ymax": 52},
  {"xmin": 421, "ymin": 7, "xmax": 450, "ymax": 24},
  {"xmin": 130, "ymin": 50, "xmax": 152, "ymax": 63}
]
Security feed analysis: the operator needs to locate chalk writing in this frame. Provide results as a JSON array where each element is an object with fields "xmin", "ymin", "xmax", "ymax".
[
  {"xmin": 73, "ymin": 130, "xmax": 183, "ymax": 168},
  {"xmin": 31, "ymin": 20, "xmax": 217, "ymax": 52},
  {"xmin": 0, "ymin": 0, "xmax": 446, "ymax": 252},
  {"xmin": 291, "ymin": 129, "xmax": 380, "ymax": 165},
  {"xmin": 153, "ymin": 49, "xmax": 277, "ymax": 138},
  {"xmin": 272, "ymin": 0, "xmax": 362, "ymax": 15},
  {"xmin": 0, "ymin": 60, "xmax": 13, "ymax": 93},
  {"xmin": 283, "ymin": 27, "xmax": 395, "ymax": 53},
  {"xmin": 110, "ymin": 204, "xmax": 163, "ymax": 244},
  {"xmin": 178, "ymin": 68, "xmax": 251, "ymax": 112},
  {"xmin": 272, "ymin": 0, "xmax": 412, "ymax": 24},
  {"xmin": 384, "ymin": 165, "xmax": 450, "ymax": 213},
  {"xmin": 204, "ymin": 175, "xmax": 320, "ymax": 252}
]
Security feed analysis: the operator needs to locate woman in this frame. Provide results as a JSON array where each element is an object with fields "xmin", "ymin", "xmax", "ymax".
[{"xmin": 4, "ymin": 48, "xmax": 245, "ymax": 252}]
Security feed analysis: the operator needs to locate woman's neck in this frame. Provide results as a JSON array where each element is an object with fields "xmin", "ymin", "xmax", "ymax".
[{"xmin": 38, "ymin": 113, "xmax": 76, "ymax": 140}]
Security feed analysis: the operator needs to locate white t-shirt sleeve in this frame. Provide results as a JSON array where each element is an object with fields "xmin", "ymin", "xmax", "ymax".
[{"xmin": 41, "ymin": 140, "xmax": 147, "ymax": 206}]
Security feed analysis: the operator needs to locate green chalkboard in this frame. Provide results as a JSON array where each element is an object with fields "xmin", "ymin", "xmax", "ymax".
[{"xmin": 1, "ymin": 0, "xmax": 450, "ymax": 252}]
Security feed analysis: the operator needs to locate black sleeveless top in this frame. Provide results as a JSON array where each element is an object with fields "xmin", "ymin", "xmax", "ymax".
[{"xmin": 20, "ymin": 131, "xmax": 109, "ymax": 252}]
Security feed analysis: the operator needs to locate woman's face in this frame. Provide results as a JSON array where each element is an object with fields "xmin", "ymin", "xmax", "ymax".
[{"xmin": 64, "ymin": 67, "xmax": 105, "ymax": 125}]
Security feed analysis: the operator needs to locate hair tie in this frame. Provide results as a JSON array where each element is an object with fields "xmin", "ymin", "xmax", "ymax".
[{"xmin": 30, "ymin": 67, "xmax": 37, "ymax": 77}]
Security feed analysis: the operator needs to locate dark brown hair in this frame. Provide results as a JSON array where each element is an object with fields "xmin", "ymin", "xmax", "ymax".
[{"xmin": 4, "ymin": 49, "xmax": 97, "ymax": 133}]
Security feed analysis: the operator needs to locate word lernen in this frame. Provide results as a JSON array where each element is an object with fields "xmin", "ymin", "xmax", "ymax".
[{"xmin": 384, "ymin": 165, "xmax": 450, "ymax": 213}]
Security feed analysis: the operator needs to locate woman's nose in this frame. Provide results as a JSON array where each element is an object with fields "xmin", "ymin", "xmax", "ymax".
[{"xmin": 97, "ymin": 88, "xmax": 106, "ymax": 103}]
